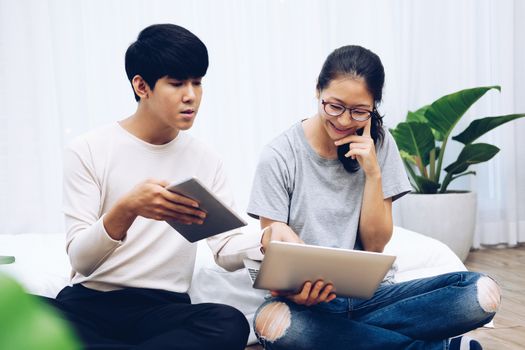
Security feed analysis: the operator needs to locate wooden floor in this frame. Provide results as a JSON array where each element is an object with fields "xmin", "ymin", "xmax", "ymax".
[{"xmin": 465, "ymin": 244, "xmax": 525, "ymax": 350}]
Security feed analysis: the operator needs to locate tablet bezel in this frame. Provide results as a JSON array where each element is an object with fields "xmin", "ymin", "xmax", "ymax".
[{"xmin": 165, "ymin": 177, "xmax": 247, "ymax": 242}]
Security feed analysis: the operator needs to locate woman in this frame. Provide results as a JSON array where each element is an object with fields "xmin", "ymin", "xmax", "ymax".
[{"xmin": 248, "ymin": 45, "xmax": 500, "ymax": 350}]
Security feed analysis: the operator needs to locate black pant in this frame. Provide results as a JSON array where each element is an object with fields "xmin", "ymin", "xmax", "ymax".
[{"xmin": 41, "ymin": 284, "xmax": 249, "ymax": 350}]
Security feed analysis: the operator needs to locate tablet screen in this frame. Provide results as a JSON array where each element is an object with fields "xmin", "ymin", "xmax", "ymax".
[{"xmin": 165, "ymin": 177, "xmax": 247, "ymax": 242}]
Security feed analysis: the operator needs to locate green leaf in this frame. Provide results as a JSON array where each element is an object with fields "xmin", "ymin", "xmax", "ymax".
[
  {"xmin": 444, "ymin": 143, "xmax": 500, "ymax": 175},
  {"xmin": 391, "ymin": 122, "xmax": 435, "ymax": 167},
  {"xmin": 451, "ymin": 171, "xmax": 476, "ymax": 182},
  {"xmin": 406, "ymin": 105, "xmax": 429, "ymax": 123},
  {"xmin": 424, "ymin": 86, "xmax": 500, "ymax": 138},
  {"xmin": 407, "ymin": 105, "xmax": 447, "ymax": 141},
  {"xmin": 413, "ymin": 176, "xmax": 440, "ymax": 194},
  {"xmin": 399, "ymin": 150, "xmax": 416, "ymax": 165},
  {"xmin": 402, "ymin": 158, "xmax": 422, "ymax": 192},
  {"xmin": 0, "ymin": 274, "xmax": 81, "ymax": 350},
  {"xmin": 452, "ymin": 114, "xmax": 525, "ymax": 144},
  {"xmin": 432, "ymin": 129, "xmax": 445, "ymax": 142}
]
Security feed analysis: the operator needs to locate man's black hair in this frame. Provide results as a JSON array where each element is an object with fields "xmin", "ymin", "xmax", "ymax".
[{"xmin": 125, "ymin": 23, "xmax": 209, "ymax": 101}]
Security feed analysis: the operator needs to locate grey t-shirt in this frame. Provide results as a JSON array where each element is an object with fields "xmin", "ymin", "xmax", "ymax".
[{"xmin": 247, "ymin": 121, "xmax": 411, "ymax": 250}]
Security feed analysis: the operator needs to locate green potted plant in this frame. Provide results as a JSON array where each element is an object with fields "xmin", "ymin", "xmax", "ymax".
[{"xmin": 390, "ymin": 86, "xmax": 525, "ymax": 261}]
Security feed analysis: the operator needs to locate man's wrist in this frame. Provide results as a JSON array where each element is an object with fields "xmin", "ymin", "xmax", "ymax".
[
  {"xmin": 103, "ymin": 198, "xmax": 137, "ymax": 241},
  {"xmin": 116, "ymin": 195, "xmax": 137, "ymax": 218}
]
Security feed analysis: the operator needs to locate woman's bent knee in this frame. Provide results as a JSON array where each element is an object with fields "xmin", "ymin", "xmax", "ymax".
[
  {"xmin": 476, "ymin": 276, "xmax": 501, "ymax": 313},
  {"xmin": 254, "ymin": 301, "xmax": 291, "ymax": 342}
]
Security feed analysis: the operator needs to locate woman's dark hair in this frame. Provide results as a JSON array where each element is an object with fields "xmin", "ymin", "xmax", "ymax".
[
  {"xmin": 125, "ymin": 24, "xmax": 209, "ymax": 101},
  {"xmin": 317, "ymin": 45, "xmax": 385, "ymax": 173}
]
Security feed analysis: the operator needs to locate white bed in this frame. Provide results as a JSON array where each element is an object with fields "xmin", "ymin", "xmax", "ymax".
[{"xmin": 0, "ymin": 226, "xmax": 467, "ymax": 346}]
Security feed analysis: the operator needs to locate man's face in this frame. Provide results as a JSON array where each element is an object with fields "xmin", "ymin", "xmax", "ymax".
[{"xmin": 146, "ymin": 76, "xmax": 203, "ymax": 131}]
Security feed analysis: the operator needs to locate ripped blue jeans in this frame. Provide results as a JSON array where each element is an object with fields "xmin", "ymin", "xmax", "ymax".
[{"xmin": 253, "ymin": 272, "xmax": 498, "ymax": 350}]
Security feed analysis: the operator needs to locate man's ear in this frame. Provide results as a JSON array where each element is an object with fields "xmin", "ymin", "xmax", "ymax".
[{"xmin": 132, "ymin": 75, "xmax": 150, "ymax": 100}]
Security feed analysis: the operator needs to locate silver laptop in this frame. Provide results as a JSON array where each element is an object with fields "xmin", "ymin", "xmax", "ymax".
[{"xmin": 244, "ymin": 241, "xmax": 396, "ymax": 299}]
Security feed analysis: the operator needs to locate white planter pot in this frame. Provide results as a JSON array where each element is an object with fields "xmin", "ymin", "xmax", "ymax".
[{"xmin": 396, "ymin": 192, "xmax": 477, "ymax": 262}]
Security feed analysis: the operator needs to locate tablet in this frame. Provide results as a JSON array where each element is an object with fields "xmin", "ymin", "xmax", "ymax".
[
  {"xmin": 165, "ymin": 177, "xmax": 247, "ymax": 242},
  {"xmin": 246, "ymin": 241, "xmax": 396, "ymax": 299}
]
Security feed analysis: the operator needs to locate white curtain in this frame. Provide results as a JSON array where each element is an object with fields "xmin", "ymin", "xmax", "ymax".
[{"xmin": 0, "ymin": 0, "xmax": 523, "ymax": 246}]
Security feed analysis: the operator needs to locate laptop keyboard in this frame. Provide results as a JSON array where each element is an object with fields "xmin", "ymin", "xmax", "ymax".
[{"xmin": 247, "ymin": 267, "xmax": 259, "ymax": 283}]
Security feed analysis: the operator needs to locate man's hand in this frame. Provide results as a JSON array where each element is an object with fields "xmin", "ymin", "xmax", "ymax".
[
  {"xmin": 271, "ymin": 280, "xmax": 337, "ymax": 306},
  {"xmin": 125, "ymin": 179, "xmax": 207, "ymax": 224},
  {"xmin": 103, "ymin": 179, "xmax": 207, "ymax": 240}
]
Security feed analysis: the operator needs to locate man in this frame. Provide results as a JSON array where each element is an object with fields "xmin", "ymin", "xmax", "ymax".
[{"xmin": 48, "ymin": 23, "xmax": 263, "ymax": 350}]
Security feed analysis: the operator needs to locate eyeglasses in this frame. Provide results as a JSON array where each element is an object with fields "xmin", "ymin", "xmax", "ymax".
[{"xmin": 321, "ymin": 99, "xmax": 374, "ymax": 122}]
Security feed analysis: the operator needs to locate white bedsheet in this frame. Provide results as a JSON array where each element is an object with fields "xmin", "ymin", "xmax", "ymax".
[{"xmin": 0, "ymin": 226, "xmax": 468, "ymax": 345}]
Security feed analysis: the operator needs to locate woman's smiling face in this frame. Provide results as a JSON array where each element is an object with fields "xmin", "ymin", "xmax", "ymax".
[{"xmin": 317, "ymin": 76, "xmax": 374, "ymax": 141}]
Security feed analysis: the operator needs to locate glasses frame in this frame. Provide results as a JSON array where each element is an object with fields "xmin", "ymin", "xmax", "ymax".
[{"xmin": 321, "ymin": 99, "xmax": 375, "ymax": 122}]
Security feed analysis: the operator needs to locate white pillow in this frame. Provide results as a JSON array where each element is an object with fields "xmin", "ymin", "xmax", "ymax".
[
  {"xmin": 385, "ymin": 226, "xmax": 467, "ymax": 282},
  {"xmin": 189, "ymin": 241, "xmax": 266, "ymax": 345},
  {"xmin": 0, "ymin": 233, "xmax": 70, "ymax": 297}
]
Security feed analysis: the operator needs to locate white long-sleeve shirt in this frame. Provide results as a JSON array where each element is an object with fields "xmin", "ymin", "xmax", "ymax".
[{"xmin": 63, "ymin": 122, "xmax": 262, "ymax": 293}]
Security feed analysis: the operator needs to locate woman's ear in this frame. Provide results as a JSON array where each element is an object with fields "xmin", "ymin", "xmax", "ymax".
[{"xmin": 132, "ymin": 75, "xmax": 150, "ymax": 100}]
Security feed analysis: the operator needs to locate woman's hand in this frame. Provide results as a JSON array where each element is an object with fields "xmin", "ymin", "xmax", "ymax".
[
  {"xmin": 271, "ymin": 280, "xmax": 337, "ymax": 306},
  {"xmin": 259, "ymin": 219, "xmax": 337, "ymax": 306},
  {"xmin": 334, "ymin": 119, "xmax": 380, "ymax": 177},
  {"xmin": 260, "ymin": 221, "xmax": 304, "ymax": 253}
]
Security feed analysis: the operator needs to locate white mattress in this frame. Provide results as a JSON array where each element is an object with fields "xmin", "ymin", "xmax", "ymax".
[{"xmin": 0, "ymin": 226, "xmax": 468, "ymax": 345}]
